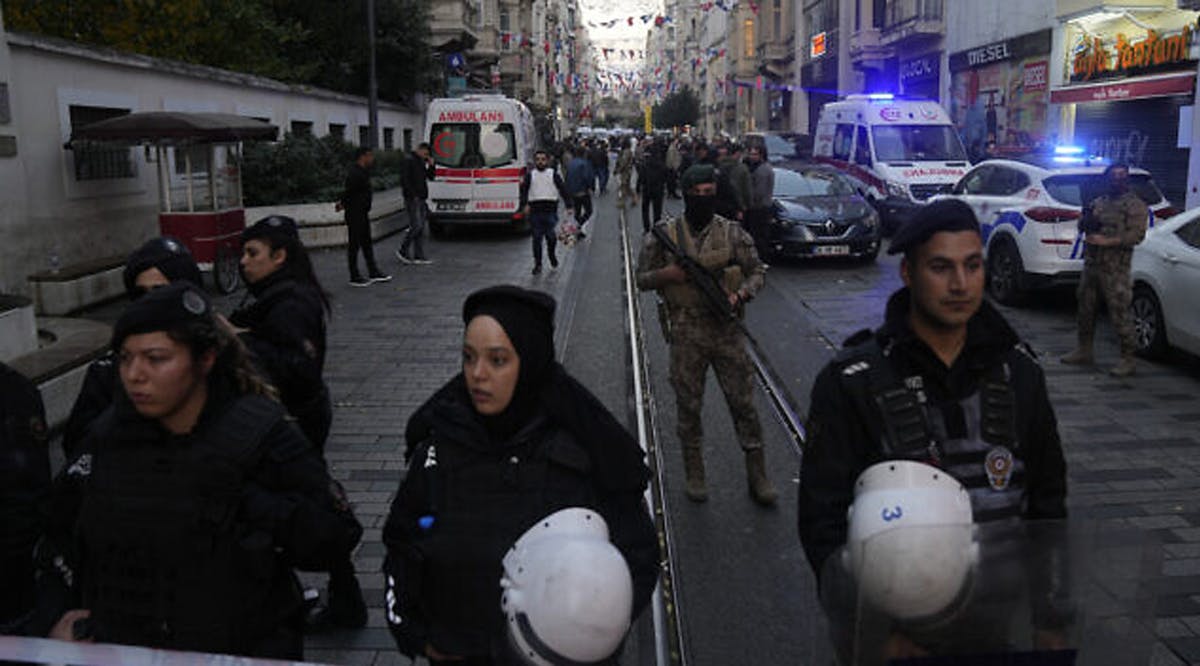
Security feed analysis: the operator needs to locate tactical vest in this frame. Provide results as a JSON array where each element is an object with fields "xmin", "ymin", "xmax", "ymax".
[
  {"xmin": 839, "ymin": 338, "xmax": 1026, "ymax": 523},
  {"xmin": 77, "ymin": 396, "xmax": 287, "ymax": 653},
  {"xmin": 409, "ymin": 424, "xmax": 600, "ymax": 653},
  {"xmin": 660, "ymin": 217, "xmax": 744, "ymax": 310}
]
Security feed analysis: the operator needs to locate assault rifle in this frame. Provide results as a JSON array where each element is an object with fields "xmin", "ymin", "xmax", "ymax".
[{"xmin": 649, "ymin": 224, "xmax": 808, "ymax": 453}]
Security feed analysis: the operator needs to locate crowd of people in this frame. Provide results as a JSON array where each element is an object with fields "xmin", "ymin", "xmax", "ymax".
[{"xmin": 1, "ymin": 129, "xmax": 1121, "ymax": 665}]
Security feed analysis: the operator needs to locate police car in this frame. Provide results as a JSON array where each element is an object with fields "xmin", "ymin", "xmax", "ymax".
[{"xmin": 933, "ymin": 151, "xmax": 1177, "ymax": 304}]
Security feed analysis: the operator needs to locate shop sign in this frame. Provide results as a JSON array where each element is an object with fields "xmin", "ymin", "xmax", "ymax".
[
  {"xmin": 1050, "ymin": 71, "xmax": 1195, "ymax": 104},
  {"xmin": 1023, "ymin": 61, "xmax": 1048, "ymax": 92},
  {"xmin": 900, "ymin": 53, "xmax": 940, "ymax": 86},
  {"xmin": 1071, "ymin": 23, "xmax": 1197, "ymax": 82},
  {"xmin": 811, "ymin": 32, "xmax": 827, "ymax": 59},
  {"xmin": 950, "ymin": 29, "xmax": 1052, "ymax": 72}
]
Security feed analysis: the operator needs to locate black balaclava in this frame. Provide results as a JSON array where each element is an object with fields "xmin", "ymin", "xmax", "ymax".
[
  {"xmin": 680, "ymin": 164, "xmax": 718, "ymax": 232},
  {"xmin": 462, "ymin": 285, "xmax": 556, "ymax": 441}
]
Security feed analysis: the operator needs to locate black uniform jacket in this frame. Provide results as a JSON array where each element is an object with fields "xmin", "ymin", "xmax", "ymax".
[
  {"xmin": 340, "ymin": 162, "xmax": 373, "ymax": 216},
  {"xmin": 401, "ymin": 152, "xmax": 436, "ymax": 201},
  {"xmin": 230, "ymin": 272, "xmax": 327, "ymax": 416},
  {"xmin": 383, "ymin": 379, "xmax": 658, "ymax": 659},
  {"xmin": 797, "ymin": 288, "xmax": 1068, "ymax": 577},
  {"xmin": 39, "ymin": 383, "xmax": 361, "ymax": 649},
  {"xmin": 0, "ymin": 362, "xmax": 51, "ymax": 631},
  {"xmin": 61, "ymin": 352, "xmax": 118, "ymax": 457}
]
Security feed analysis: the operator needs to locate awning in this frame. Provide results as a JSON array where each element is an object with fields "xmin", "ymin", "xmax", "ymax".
[
  {"xmin": 68, "ymin": 112, "xmax": 278, "ymax": 146},
  {"xmin": 1050, "ymin": 72, "xmax": 1195, "ymax": 105}
]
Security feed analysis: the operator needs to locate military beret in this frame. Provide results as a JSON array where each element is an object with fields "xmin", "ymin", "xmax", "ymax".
[
  {"xmin": 243, "ymin": 215, "xmax": 300, "ymax": 244},
  {"xmin": 887, "ymin": 199, "xmax": 981, "ymax": 256},
  {"xmin": 122, "ymin": 237, "xmax": 203, "ymax": 298},
  {"xmin": 680, "ymin": 164, "xmax": 718, "ymax": 191},
  {"xmin": 112, "ymin": 282, "xmax": 212, "ymax": 350}
]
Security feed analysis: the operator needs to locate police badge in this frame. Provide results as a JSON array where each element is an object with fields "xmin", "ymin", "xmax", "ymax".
[{"xmin": 984, "ymin": 446, "xmax": 1014, "ymax": 491}]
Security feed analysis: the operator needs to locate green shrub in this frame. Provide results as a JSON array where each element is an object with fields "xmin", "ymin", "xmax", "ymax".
[{"xmin": 242, "ymin": 133, "xmax": 406, "ymax": 206}]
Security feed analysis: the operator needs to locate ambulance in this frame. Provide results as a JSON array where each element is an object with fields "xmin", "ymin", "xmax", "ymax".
[
  {"xmin": 814, "ymin": 94, "xmax": 970, "ymax": 234},
  {"xmin": 425, "ymin": 95, "xmax": 536, "ymax": 233}
]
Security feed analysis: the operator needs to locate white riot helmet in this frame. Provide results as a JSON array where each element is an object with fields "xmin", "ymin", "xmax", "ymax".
[
  {"xmin": 501, "ymin": 508, "xmax": 633, "ymax": 666},
  {"xmin": 842, "ymin": 461, "xmax": 978, "ymax": 623}
]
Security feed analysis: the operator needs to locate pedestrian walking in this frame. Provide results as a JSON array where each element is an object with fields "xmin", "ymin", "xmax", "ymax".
[
  {"xmin": 336, "ymin": 147, "xmax": 391, "ymax": 287},
  {"xmin": 744, "ymin": 143, "xmax": 776, "ymax": 255},
  {"xmin": 615, "ymin": 139, "xmax": 637, "ymax": 208},
  {"xmin": 638, "ymin": 141, "xmax": 668, "ymax": 233},
  {"xmin": 397, "ymin": 142, "xmax": 436, "ymax": 265},
  {"xmin": 796, "ymin": 199, "xmax": 1068, "ymax": 658},
  {"xmin": 564, "ymin": 148, "xmax": 595, "ymax": 234},
  {"xmin": 382, "ymin": 285, "xmax": 658, "ymax": 664},
  {"xmin": 589, "ymin": 139, "xmax": 610, "ymax": 193},
  {"xmin": 42, "ymin": 283, "xmax": 362, "ymax": 659},
  {"xmin": 716, "ymin": 143, "xmax": 750, "ymax": 221},
  {"xmin": 0, "ymin": 362, "xmax": 51, "ymax": 636},
  {"xmin": 61, "ymin": 236, "xmax": 204, "ymax": 457},
  {"xmin": 635, "ymin": 164, "xmax": 778, "ymax": 506},
  {"xmin": 1061, "ymin": 163, "xmax": 1148, "ymax": 376},
  {"xmin": 229, "ymin": 215, "xmax": 369, "ymax": 632},
  {"xmin": 519, "ymin": 149, "xmax": 571, "ymax": 275},
  {"xmin": 665, "ymin": 138, "xmax": 683, "ymax": 198}
]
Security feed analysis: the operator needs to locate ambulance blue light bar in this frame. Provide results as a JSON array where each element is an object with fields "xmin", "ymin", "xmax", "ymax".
[
  {"xmin": 1053, "ymin": 145, "xmax": 1085, "ymax": 155},
  {"xmin": 866, "ymin": 93, "xmax": 895, "ymax": 101}
]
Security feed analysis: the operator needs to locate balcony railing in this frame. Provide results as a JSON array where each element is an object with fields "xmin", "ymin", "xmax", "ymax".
[{"xmin": 878, "ymin": 0, "xmax": 940, "ymax": 42}]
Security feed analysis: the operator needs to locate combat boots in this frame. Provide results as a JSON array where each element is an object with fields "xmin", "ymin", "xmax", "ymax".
[
  {"xmin": 1060, "ymin": 344, "xmax": 1094, "ymax": 365},
  {"xmin": 1110, "ymin": 355, "xmax": 1136, "ymax": 377},
  {"xmin": 745, "ymin": 448, "xmax": 779, "ymax": 506},
  {"xmin": 682, "ymin": 447, "xmax": 708, "ymax": 502}
]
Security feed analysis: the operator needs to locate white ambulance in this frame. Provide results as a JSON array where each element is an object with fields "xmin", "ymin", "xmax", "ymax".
[
  {"xmin": 814, "ymin": 94, "xmax": 970, "ymax": 234},
  {"xmin": 424, "ymin": 95, "xmax": 536, "ymax": 234}
]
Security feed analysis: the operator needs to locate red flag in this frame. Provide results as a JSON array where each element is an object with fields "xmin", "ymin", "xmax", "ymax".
[
  {"xmin": 544, "ymin": 41, "xmax": 550, "ymax": 54},
  {"xmin": 627, "ymin": 16, "xmax": 634, "ymax": 26}
]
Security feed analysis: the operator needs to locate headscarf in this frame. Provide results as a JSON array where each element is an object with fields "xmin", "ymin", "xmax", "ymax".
[{"xmin": 405, "ymin": 286, "xmax": 649, "ymax": 493}]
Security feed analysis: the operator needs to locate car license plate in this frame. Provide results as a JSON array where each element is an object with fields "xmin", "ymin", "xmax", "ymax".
[
  {"xmin": 435, "ymin": 200, "xmax": 467, "ymax": 212},
  {"xmin": 814, "ymin": 245, "xmax": 850, "ymax": 256}
]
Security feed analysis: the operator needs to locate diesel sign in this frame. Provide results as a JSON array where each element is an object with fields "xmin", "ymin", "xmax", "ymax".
[{"xmin": 950, "ymin": 29, "xmax": 1052, "ymax": 73}]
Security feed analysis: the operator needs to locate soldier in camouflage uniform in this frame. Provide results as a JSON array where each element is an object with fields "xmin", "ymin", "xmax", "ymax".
[
  {"xmin": 636, "ymin": 164, "xmax": 778, "ymax": 506},
  {"xmin": 1062, "ymin": 163, "xmax": 1148, "ymax": 377}
]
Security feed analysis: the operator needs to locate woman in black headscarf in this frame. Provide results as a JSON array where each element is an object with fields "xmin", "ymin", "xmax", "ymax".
[{"xmin": 383, "ymin": 285, "xmax": 659, "ymax": 665}]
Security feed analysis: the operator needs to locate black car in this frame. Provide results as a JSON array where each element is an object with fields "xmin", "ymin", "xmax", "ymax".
[{"xmin": 764, "ymin": 166, "xmax": 881, "ymax": 261}]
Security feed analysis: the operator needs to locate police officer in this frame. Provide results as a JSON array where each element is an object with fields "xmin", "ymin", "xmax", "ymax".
[
  {"xmin": 797, "ymin": 199, "xmax": 1068, "ymax": 597},
  {"xmin": 42, "ymin": 283, "xmax": 361, "ymax": 658},
  {"xmin": 636, "ymin": 164, "xmax": 778, "ymax": 506},
  {"xmin": 383, "ymin": 285, "xmax": 658, "ymax": 664},
  {"xmin": 61, "ymin": 237, "xmax": 203, "ymax": 456},
  {"xmin": 1061, "ymin": 163, "xmax": 1147, "ymax": 377},
  {"xmin": 229, "ymin": 215, "xmax": 367, "ymax": 631},
  {"xmin": 0, "ymin": 362, "xmax": 51, "ymax": 635}
]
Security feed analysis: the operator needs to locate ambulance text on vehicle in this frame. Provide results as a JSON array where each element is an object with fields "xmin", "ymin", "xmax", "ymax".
[
  {"xmin": 814, "ymin": 95, "xmax": 970, "ymax": 233},
  {"xmin": 425, "ymin": 95, "xmax": 536, "ymax": 232}
]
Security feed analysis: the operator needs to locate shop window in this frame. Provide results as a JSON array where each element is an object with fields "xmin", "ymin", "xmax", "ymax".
[{"xmin": 69, "ymin": 104, "xmax": 135, "ymax": 181}]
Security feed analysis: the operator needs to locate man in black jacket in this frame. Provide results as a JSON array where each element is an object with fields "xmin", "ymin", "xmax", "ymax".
[
  {"xmin": 397, "ymin": 143, "xmax": 436, "ymax": 265},
  {"xmin": 336, "ymin": 147, "xmax": 390, "ymax": 287},
  {"xmin": 798, "ymin": 199, "xmax": 1067, "ymax": 588}
]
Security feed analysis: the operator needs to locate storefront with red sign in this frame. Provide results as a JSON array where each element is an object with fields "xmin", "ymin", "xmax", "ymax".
[
  {"xmin": 948, "ymin": 29, "xmax": 1053, "ymax": 163},
  {"xmin": 1051, "ymin": 11, "xmax": 1199, "ymax": 206}
]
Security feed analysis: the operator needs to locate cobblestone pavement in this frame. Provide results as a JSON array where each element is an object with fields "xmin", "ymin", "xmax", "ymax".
[{"xmin": 763, "ymin": 250, "xmax": 1200, "ymax": 665}]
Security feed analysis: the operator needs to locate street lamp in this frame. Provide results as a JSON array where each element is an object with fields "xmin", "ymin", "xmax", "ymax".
[{"xmin": 367, "ymin": 0, "xmax": 379, "ymax": 149}]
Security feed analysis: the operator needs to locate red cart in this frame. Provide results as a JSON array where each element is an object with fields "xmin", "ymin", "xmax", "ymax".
[{"xmin": 69, "ymin": 112, "xmax": 278, "ymax": 294}]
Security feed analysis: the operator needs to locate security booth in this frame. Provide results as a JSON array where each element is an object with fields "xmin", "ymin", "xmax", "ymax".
[{"xmin": 68, "ymin": 112, "xmax": 278, "ymax": 294}]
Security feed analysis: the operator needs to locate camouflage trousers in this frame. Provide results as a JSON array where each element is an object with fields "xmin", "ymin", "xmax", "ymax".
[
  {"xmin": 1077, "ymin": 249, "xmax": 1136, "ymax": 355},
  {"xmin": 668, "ymin": 313, "xmax": 764, "ymax": 452}
]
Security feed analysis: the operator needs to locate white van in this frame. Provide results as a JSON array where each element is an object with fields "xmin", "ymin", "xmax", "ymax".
[
  {"xmin": 425, "ymin": 95, "xmax": 536, "ymax": 233},
  {"xmin": 814, "ymin": 94, "xmax": 970, "ymax": 233}
]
